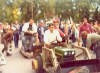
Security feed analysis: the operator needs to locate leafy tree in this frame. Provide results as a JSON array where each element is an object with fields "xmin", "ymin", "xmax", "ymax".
[{"xmin": 0, "ymin": 0, "xmax": 99, "ymax": 23}]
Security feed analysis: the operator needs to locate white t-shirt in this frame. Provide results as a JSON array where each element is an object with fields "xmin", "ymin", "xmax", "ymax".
[
  {"xmin": 22, "ymin": 22, "xmax": 37, "ymax": 33},
  {"xmin": 44, "ymin": 29, "xmax": 62, "ymax": 44},
  {"xmin": 12, "ymin": 24, "xmax": 19, "ymax": 31},
  {"xmin": 86, "ymin": 33, "xmax": 100, "ymax": 49}
]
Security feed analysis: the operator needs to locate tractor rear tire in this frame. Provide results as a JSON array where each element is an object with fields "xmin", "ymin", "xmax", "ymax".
[{"xmin": 35, "ymin": 55, "xmax": 44, "ymax": 73}]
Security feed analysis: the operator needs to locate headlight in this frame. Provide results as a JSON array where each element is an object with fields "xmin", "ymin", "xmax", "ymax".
[{"xmin": 64, "ymin": 52, "xmax": 67, "ymax": 55}]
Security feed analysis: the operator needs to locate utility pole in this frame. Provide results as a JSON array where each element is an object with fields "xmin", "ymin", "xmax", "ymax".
[{"xmin": 32, "ymin": 0, "xmax": 34, "ymax": 19}]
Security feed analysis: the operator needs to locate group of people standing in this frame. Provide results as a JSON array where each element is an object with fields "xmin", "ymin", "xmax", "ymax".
[{"xmin": 0, "ymin": 16, "xmax": 100, "ymax": 56}]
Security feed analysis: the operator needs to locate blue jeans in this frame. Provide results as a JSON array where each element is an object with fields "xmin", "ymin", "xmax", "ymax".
[
  {"xmin": 14, "ymin": 32, "xmax": 19, "ymax": 48},
  {"xmin": 82, "ymin": 38, "xmax": 86, "ymax": 47},
  {"xmin": 38, "ymin": 35, "xmax": 44, "ymax": 43}
]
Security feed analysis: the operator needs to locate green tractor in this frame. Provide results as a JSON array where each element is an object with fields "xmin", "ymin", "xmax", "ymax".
[
  {"xmin": 32, "ymin": 45, "xmax": 76, "ymax": 73},
  {"xmin": 54, "ymin": 46, "xmax": 75, "ymax": 64}
]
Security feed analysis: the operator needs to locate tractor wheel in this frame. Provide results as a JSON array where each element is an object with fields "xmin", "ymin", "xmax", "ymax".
[
  {"xmin": 32, "ymin": 55, "xmax": 44, "ymax": 73},
  {"xmin": 55, "ymin": 64, "xmax": 62, "ymax": 73}
]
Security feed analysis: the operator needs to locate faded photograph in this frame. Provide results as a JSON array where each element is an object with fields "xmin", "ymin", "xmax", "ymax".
[{"xmin": 0, "ymin": 0, "xmax": 100, "ymax": 73}]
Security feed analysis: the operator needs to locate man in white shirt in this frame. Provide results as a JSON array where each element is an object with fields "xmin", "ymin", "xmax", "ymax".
[
  {"xmin": 22, "ymin": 20, "xmax": 37, "ymax": 33},
  {"xmin": 44, "ymin": 23, "xmax": 62, "ymax": 48},
  {"xmin": 86, "ymin": 33, "xmax": 100, "ymax": 49},
  {"xmin": 22, "ymin": 19, "xmax": 38, "ymax": 52}
]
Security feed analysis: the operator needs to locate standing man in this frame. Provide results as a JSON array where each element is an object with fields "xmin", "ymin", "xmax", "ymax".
[
  {"xmin": 19, "ymin": 20, "xmax": 25, "ymax": 40},
  {"xmin": 93, "ymin": 20, "xmax": 100, "ymax": 35},
  {"xmin": 79, "ymin": 17, "xmax": 94, "ymax": 47},
  {"xmin": 13, "ymin": 20, "xmax": 20, "ymax": 48},
  {"xmin": 22, "ymin": 19, "xmax": 38, "ymax": 52},
  {"xmin": 37, "ymin": 20, "xmax": 47, "ymax": 43}
]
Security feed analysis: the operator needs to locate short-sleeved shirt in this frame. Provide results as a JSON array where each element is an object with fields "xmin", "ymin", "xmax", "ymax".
[
  {"xmin": 22, "ymin": 22, "xmax": 37, "ymax": 34},
  {"xmin": 44, "ymin": 29, "xmax": 62, "ymax": 44}
]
